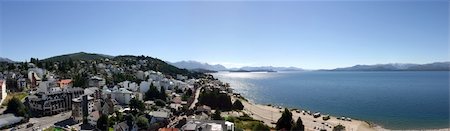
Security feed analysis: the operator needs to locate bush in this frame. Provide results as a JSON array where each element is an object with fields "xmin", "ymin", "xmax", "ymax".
[
  {"xmin": 252, "ymin": 122, "xmax": 270, "ymax": 131},
  {"xmin": 333, "ymin": 124, "xmax": 345, "ymax": 131},
  {"xmin": 155, "ymin": 99, "xmax": 166, "ymax": 107},
  {"xmin": 136, "ymin": 115, "xmax": 149, "ymax": 129},
  {"xmin": 96, "ymin": 115, "xmax": 109, "ymax": 131},
  {"xmin": 212, "ymin": 110, "xmax": 222, "ymax": 120}
]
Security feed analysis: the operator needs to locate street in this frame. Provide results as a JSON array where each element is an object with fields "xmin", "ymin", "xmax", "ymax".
[{"xmin": 13, "ymin": 111, "xmax": 72, "ymax": 131}]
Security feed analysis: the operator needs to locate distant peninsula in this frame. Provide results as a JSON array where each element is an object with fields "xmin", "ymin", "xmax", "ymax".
[{"xmin": 328, "ymin": 62, "xmax": 450, "ymax": 71}]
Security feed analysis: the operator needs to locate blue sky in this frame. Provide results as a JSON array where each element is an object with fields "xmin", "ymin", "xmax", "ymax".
[{"xmin": 0, "ymin": 0, "xmax": 448, "ymax": 69}]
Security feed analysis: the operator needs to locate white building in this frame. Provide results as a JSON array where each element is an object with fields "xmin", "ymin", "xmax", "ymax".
[
  {"xmin": 112, "ymin": 88, "xmax": 133, "ymax": 105},
  {"xmin": 0, "ymin": 80, "xmax": 7, "ymax": 105},
  {"xmin": 139, "ymin": 81, "xmax": 150, "ymax": 93}
]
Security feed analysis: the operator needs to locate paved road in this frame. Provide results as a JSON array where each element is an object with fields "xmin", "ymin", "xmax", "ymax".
[
  {"xmin": 189, "ymin": 87, "xmax": 202, "ymax": 109},
  {"xmin": 13, "ymin": 111, "xmax": 72, "ymax": 131}
]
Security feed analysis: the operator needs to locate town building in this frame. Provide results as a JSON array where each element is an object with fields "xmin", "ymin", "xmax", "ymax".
[
  {"xmin": 88, "ymin": 76, "xmax": 106, "ymax": 87},
  {"xmin": 88, "ymin": 111, "xmax": 100, "ymax": 126},
  {"xmin": 112, "ymin": 88, "xmax": 134, "ymax": 105},
  {"xmin": 27, "ymin": 87, "xmax": 84, "ymax": 116},
  {"xmin": 72, "ymin": 95, "xmax": 95, "ymax": 123},
  {"xmin": 149, "ymin": 110, "xmax": 170, "ymax": 124},
  {"xmin": 58, "ymin": 79, "xmax": 73, "ymax": 88},
  {"xmin": 0, "ymin": 80, "xmax": 7, "ymax": 105},
  {"xmin": 114, "ymin": 121, "xmax": 138, "ymax": 131},
  {"xmin": 181, "ymin": 120, "xmax": 234, "ymax": 131}
]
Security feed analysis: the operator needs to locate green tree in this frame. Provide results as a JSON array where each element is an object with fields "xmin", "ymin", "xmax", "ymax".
[
  {"xmin": 159, "ymin": 86, "xmax": 167, "ymax": 101},
  {"xmin": 198, "ymin": 88, "xmax": 233, "ymax": 111},
  {"xmin": 333, "ymin": 124, "xmax": 345, "ymax": 131},
  {"xmin": 125, "ymin": 114, "xmax": 135, "ymax": 128},
  {"xmin": 73, "ymin": 73, "xmax": 88, "ymax": 87},
  {"xmin": 97, "ymin": 115, "xmax": 109, "ymax": 131},
  {"xmin": 291, "ymin": 117, "xmax": 304, "ymax": 131},
  {"xmin": 129, "ymin": 98, "xmax": 145, "ymax": 111},
  {"xmin": 276, "ymin": 108, "xmax": 294, "ymax": 130},
  {"xmin": 232, "ymin": 99, "xmax": 244, "ymax": 110},
  {"xmin": 136, "ymin": 115, "xmax": 149, "ymax": 129},
  {"xmin": 212, "ymin": 110, "xmax": 222, "ymax": 120},
  {"xmin": 185, "ymin": 88, "xmax": 193, "ymax": 96},
  {"xmin": 5, "ymin": 97, "xmax": 28, "ymax": 117},
  {"xmin": 252, "ymin": 122, "xmax": 270, "ymax": 131},
  {"xmin": 145, "ymin": 83, "xmax": 159, "ymax": 100}
]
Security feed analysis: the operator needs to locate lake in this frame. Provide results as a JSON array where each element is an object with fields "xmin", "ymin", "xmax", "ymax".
[{"xmin": 212, "ymin": 71, "xmax": 449, "ymax": 129}]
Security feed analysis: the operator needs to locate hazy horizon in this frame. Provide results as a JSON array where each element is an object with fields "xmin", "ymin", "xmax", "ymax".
[{"xmin": 1, "ymin": 1, "xmax": 449, "ymax": 69}]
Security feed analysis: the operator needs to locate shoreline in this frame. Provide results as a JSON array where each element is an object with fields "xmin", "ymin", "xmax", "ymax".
[{"xmin": 231, "ymin": 96, "xmax": 449, "ymax": 131}]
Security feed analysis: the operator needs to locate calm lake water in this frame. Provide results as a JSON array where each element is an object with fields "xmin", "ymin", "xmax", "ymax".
[{"xmin": 212, "ymin": 71, "xmax": 450, "ymax": 129}]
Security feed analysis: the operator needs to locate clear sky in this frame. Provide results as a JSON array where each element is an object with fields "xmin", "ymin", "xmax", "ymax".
[{"xmin": 0, "ymin": 0, "xmax": 448, "ymax": 69}]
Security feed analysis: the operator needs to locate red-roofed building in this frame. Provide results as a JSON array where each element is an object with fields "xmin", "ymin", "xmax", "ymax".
[
  {"xmin": 58, "ymin": 79, "xmax": 73, "ymax": 88},
  {"xmin": 159, "ymin": 128, "xmax": 179, "ymax": 131}
]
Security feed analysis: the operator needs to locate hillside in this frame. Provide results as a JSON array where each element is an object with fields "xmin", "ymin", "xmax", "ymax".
[
  {"xmin": 42, "ymin": 52, "xmax": 113, "ymax": 62},
  {"xmin": 113, "ymin": 55, "xmax": 202, "ymax": 78},
  {"xmin": 0, "ymin": 57, "xmax": 14, "ymax": 63},
  {"xmin": 38, "ymin": 52, "xmax": 202, "ymax": 78}
]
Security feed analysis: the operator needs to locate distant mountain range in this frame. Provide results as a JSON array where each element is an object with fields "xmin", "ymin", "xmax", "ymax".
[
  {"xmin": 170, "ymin": 61, "xmax": 227, "ymax": 71},
  {"xmin": 230, "ymin": 66, "xmax": 303, "ymax": 72},
  {"xmin": 170, "ymin": 60, "xmax": 303, "ymax": 72},
  {"xmin": 0, "ymin": 57, "xmax": 14, "ymax": 63},
  {"xmin": 2, "ymin": 53, "xmax": 449, "ymax": 72},
  {"xmin": 331, "ymin": 62, "xmax": 450, "ymax": 71}
]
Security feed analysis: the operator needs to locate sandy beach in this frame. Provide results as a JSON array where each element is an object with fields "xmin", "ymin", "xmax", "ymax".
[{"xmin": 233, "ymin": 97, "xmax": 449, "ymax": 131}]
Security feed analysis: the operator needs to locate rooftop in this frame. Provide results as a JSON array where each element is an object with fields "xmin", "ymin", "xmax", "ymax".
[{"xmin": 149, "ymin": 111, "xmax": 170, "ymax": 118}]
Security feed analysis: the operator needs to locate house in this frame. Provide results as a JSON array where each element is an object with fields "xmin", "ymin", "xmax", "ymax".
[
  {"xmin": 149, "ymin": 111, "xmax": 170, "ymax": 124},
  {"xmin": 171, "ymin": 96, "xmax": 182, "ymax": 104},
  {"xmin": 159, "ymin": 128, "xmax": 179, "ymax": 131},
  {"xmin": 58, "ymin": 79, "xmax": 73, "ymax": 88},
  {"xmin": 88, "ymin": 111, "xmax": 100, "ymax": 126},
  {"xmin": 36, "ymin": 80, "xmax": 59, "ymax": 93},
  {"xmin": 17, "ymin": 78, "xmax": 27, "ymax": 91},
  {"xmin": 196, "ymin": 105, "xmax": 212, "ymax": 114},
  {"xmin": 136, "ymin": 71, "xmax": 145, "ymax": 80},
  {"xmin": 114, "ymin": 121, "xmax": 138, "ymax": 131},
  {"xmin": 0, "ymin": 80, "xmax": 7, "ymax": 105},
  {"xmin": 100, "ymin": 96, "xmax": 119, "ymax": 115},
  {"xmin": 139, "ymin": 81, "xmax": 150, "ymax": 93},
  {"xmin": 144, "ymin": 101, "xmax": 155, "ymax": 109},
  {"xmin": 88, "ymin": 76, "xmax": 105, "ymax": 87},
  {"xmin": 84, "ymin": 87, "xmax": 101, "ymax": 99},
  {"xmin": 72, "ymin": 95, "xmax": 95, "ymax": 123},
  {"xmin": 28, "ymin": 68, "xmax": 45, "ymax": 88},
  {"xmin": 112, "ymin": 88, "xmax": 133, "ymax": 105},
  {"xmin": 114, "ymin": 122, "xmax": 129, "ymax": 131},
  {"xmin": 181, "ymin": 120, "xmax": 234, "ymax": 131}
]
